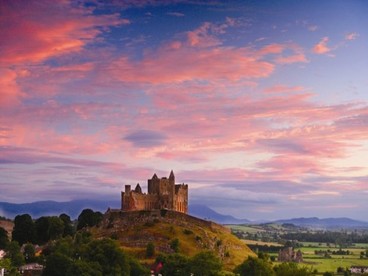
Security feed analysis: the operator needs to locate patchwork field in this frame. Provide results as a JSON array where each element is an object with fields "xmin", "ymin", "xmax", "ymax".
[{"xmin": 230, "ymin": 224, "xmax": 368, "ymax": 274}]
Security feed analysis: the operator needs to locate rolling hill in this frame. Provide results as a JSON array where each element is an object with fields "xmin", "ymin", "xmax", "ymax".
[{"xmin": 92, "ymin": 209, "xmax": 255, "ymax": 271}]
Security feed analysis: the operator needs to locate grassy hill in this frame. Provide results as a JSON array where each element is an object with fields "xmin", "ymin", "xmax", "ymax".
[{"xmin": 92, "ymin": 209, "xmax": 255, "ymax": 271}]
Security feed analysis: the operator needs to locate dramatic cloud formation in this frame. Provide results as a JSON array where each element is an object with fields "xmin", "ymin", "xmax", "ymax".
[{"xmin": 1, "ymin": 0, "xmax": 368, "ymax": 221}]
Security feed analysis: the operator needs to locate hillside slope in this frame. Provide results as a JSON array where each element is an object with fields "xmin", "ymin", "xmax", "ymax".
[
  {"xmin": 93, "ymin": 209, "xmax": 255, "ymax": 271},
  {"xmin": 0, "ymin": 219, "xmax": 14, "ymax": 238}
]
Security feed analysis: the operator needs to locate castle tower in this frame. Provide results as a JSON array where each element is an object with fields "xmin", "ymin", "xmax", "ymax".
[
  {"xmin": 121, "ymin": 171, "xmax": 188, "ymax": 213},
  {"xmin": 169, "ymin": 170, "xmax": 175, "ymax": 184},
  {"xmin": 148, "ymin": 173, "xmax": 159, "ymax": 194}
]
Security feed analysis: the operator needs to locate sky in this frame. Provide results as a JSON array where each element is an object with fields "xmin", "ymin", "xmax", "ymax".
[{"xmin": 1, "ymin": 0, "xmax": 368, "ymax": 221}]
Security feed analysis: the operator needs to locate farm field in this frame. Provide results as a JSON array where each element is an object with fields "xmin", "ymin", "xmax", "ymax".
[
  {"xmin": 230, "ymin": 224, "xmax": 368, "ymax": 274},
  {"xmin": 230, "ymin": 225, "xmax": 266, "ymax": 234},
  {"xmin": 300, "ymin": 243, "xmax": 368, "ymax": 273},
  {"xmin": 241, "ymin": 239, "xmax": 283, "ymax": 247},
  {"xmin": 257, "ymin": 243, "xmax": 368, "ymax": 273}
]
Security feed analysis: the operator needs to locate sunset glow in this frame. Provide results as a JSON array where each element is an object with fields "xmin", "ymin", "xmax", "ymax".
[{"xmin": 1, "ymin": 0, "xmax": 368, "ymax": 221}]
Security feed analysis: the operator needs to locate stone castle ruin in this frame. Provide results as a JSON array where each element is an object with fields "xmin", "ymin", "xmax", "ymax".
[
  {"xmin": 121, "ymin": 171, "xmax": 188, "ymax": 213},
  {"xmin": 278, "ymin": 247, "xmax": 303, "ymax": 263}
]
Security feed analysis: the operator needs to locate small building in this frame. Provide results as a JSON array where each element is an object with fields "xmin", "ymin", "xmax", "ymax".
[
  {"xmin": 350, "ymin": 266, "xmax": 368, "ymax": 274},
  {"xmin": 278, "ymin": 247, "xmax": 303, "ymax": 263},
  {"xmin": 0, "ymin": 250, "xmax": 5, "ymax": 260},
  {"xmin": 121, "ymin": 171, "xmax": 188, "ymax": 214},
  {"xmin": 19, "ymin": 263, "xmax": 44, "ymax": 276}
]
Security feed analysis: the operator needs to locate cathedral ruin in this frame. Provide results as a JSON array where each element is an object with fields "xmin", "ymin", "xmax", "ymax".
[{"xmin": 121, "ymin": 171, "xmax": 188, "ymax": 213}]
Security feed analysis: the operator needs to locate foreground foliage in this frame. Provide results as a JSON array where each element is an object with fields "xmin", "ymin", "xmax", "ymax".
[
  {"xmin": 42, "ymin": 233, "xmax": 148, "ymax": 276},
  {"xmin": 155, "ymin": 251, "xmax": 223, "ymax": 276},
  {"xmin": 234, "ymin": 253, "xmax": 316, "ymax": 276}
]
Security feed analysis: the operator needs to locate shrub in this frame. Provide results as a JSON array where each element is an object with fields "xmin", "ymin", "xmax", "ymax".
[
  {"xmin": 183, "ymin": 229, "xmax": 193, "ymax": 235},
  {"xmin": 146, "ymin": 242, "xmax": 155, "ymax": 258}
]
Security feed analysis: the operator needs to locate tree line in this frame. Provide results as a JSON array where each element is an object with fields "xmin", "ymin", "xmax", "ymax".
[
  {"xmin": 280, "ymin": 231, "xmax": 368, "ymax": 245},
  {"xmin": 0, "ymin": 209, "xmax": 104, "ymax": 275}
]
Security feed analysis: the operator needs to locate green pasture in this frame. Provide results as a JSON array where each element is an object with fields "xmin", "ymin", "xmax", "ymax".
[
  {"xmin": 244, "ymin": 239, "xmax": 368, "ymax": 273},
  {"xmin": 302, "ymin": 255, "xmax": 368, "ymax": 273},
  {"xmin": 295, "ymin": 244, "xmax": 368, "ymax": 273},
  {"xmin": 229, "ymin": 225, "xmax": 266, "ymax": 234},
  {"xmin": 242, "ymin": 239, "xmax": 283, "ymax": 247}
]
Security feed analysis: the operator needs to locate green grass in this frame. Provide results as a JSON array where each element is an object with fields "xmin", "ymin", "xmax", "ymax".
[
  {"xmin": 301, "ymin": 256, "xmax": 368, "ymax": 273},
  {"xmin": 94, "ymin": 211, "xmax": 256, "ymax": 271},
  {"xmin": 242, "ymin": 239, "xmax": 283, "ymax": 247},
  {"xmin": 236, "ymin": 235, "xmax": 368, "ymax": 273},
  {"xmin": 228, "ymin": 225, "xmax": 266, "ymax": 234},
  {"xmin": 299, "ymin": 244, "xmax": 368, "ymax": 273}
]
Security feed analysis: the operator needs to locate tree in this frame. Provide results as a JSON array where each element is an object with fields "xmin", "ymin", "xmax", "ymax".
[
  {"xmin": 129, "ymin": 257, "xmax": 149, "ymax": 276},
  {"xmin": 155, "ymin": 253, "xmax": 190, "ymax": 276},
  {"xmin": 48, "ymin": 217, "xmax": 64, "ymax": 240},
  {"xmin": 12, "ymin": 214, "xmax": 35, "ymax": 245},
  {"xmin": 67, "ymin": 260, "xmax": 102, "ymax": 276},
  {"xmin": 6, "ymin": 241, "xmax": 25, "ymax": 267},
  {"xmin": 170, "ymin": 238, "xmax": 180, "ymax": 253},
  {"xmin": 0, "ymin": 258, "xmax": 12, "ymax": 273},
  {"xmin": 0, "ymin": 227, "xmax": 9, "ymax": 249},
  {"xmin": 53, "ymin": 236, "xmax": 75, "ymax": 257},
  {"xmin": 234, "ymin": 256, "xmax": 274, "ymax": 276},
  {"xmin": 42, "ymin": 253, "xmax": 74, "ymax": 276},
  {"xmin": 77, "ymin": 209, "xmax": 103, "ymax": 230},
  {"xmin": 189, "ymin": 251, "xmax": 222, "ymax": 276},
  {"xmin": 146, "ymin": 242, "xmax": 155, "ymax": 258},
  {"xmin": 40, "ymin": 233, "xmax": 145, "ymax": 276},
  {"xmin": 35, "ymin": 216, "xmax": 50, "ymax": 244},
  {"xmin": 274, "ymin": 262, "xmax": 312, "ymax": 276},
  {"xmin": 82, "ymin": 238, "xmax": 130, "ymax": 276},
  {"xmin": 23, "ymin": 243, "xmax": 36, "ymax": 263},
  {"xmin": 59, "ymin": 213, "xmax": 74, "ymax": 237}
]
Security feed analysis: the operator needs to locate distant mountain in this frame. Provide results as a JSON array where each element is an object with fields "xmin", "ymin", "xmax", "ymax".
[
  {"xmin": 274, "ymin": 217, "xmax": 368, "ymax": 229},
  {"xmin": 0, "ymin": 200, "xmax": 120, "ymax": 219},
  {"xmin": 189, "ymin": 204, "xmax": 250, "ymax": 224},
  {"xmin": 2, "ymin": 200, "xmax": 367, "ymax": 229},
  {"xmin": 0, "ymin": 200, "xmax": 251, "ymax": 224}
]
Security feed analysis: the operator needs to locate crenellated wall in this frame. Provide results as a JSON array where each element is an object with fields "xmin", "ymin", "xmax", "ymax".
[{"xmin": 121, "ymin": 171, "xmax": 188, "ymax": 214}]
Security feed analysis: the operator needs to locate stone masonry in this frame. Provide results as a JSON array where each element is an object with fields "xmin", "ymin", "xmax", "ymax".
[{"xmin": 121, "ymin": 171, "xmax": 188, "ymax": 213}]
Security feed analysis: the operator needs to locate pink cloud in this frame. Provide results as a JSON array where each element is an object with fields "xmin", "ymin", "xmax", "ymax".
[
  {"xmin": 111, "ymin": 46, "xmax": 275, "ymax": 84},
  {"xmin": 263, "ymin": 85, "xmax": 305, "ymax": 93},
  {"xmin": 106, "ymin": 27, "xmax": 308, "ymax": 85},
  {"xmin": 275, "ymin": 53, "xmax": 308, "ymax": 64},
  {"xmin": 258, "ymin": 44, "xmax": 308, "ymax": 64},
  {"xmin": 0, "ymin": 69, "xmax": 24, "ymax": 108},
  {"xmin": 257, "ymin": 155, "xmax": 324, "ymax": 177},
  {"xmin": 313, "ymin": 37, "xmax": 331, "ymax": 55},
  {"xmin": 258, "ymin": 44, "xmax": 284, "ymax": 55},
  {"xmin": 187, "ymin": 22, "xmax": 222, "ymax": 47},
  {"xmin": 345, "ymin": 32, "xmax": 359, "ymax": 41},
  {"xmin": 0, "ymin": 0, "xmax": 128, "ymax": 65}
]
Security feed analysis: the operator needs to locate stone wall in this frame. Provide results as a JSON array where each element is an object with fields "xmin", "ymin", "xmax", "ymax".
[{"xmin": 121, "ymin": 171, "xmax": 188, "ymax": 214}]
